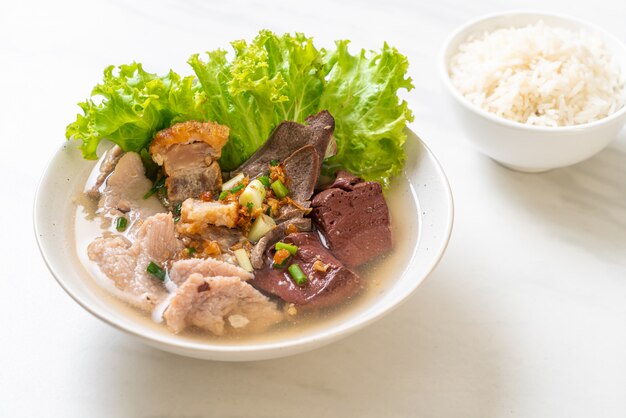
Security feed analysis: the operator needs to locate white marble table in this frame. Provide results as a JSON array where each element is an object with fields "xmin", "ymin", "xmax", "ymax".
[{"xmin": 2, "ymin": 0, "xmax": 626, "ymax": 416}]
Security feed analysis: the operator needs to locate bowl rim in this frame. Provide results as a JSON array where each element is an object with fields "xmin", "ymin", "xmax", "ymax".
[
  {"xmin": 33, "ymin": 132, "xmax": 454, "ymax": 358},
  {"xmin": 439, "ymin": 10, "xmax": 626, "ymax": 133}
]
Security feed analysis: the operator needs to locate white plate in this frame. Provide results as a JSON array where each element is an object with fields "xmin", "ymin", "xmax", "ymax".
[{"xmin": 34, "ymin": 129, "xmax": 454, "ymax": 361}]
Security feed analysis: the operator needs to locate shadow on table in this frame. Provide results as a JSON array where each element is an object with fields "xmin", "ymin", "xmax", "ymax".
[
  {"xmin": 480, "ymin": 140, "xmax": 626, "ymax": 266},
  {"xmin": 80, "ymin": 263, "xmax": 508, "ymax": 418}
]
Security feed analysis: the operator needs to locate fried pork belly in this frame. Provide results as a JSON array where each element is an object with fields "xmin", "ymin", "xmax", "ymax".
[
  {"xmin": 177, "ymin": 198, "xmax": 240, "ymax": 232},
  {"xmin": 150, "ymin": 121, "xmax": 230, "ymax": 204}
]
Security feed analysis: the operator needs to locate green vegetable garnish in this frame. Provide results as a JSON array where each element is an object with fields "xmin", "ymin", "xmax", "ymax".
[
  {"xmin": 269, "ymin": 159, "xmax": 279, "ymax": 167},
  {"xmin": 173, "ymin": 202, "xmax": 182, "ymax": 222},
  {"xmin": 246, "ymin": 202, "xmax": 254, "ymax": 213},
  {"xmin": 288, "ymin": 264, "xmax": 307, "ymax": 286},
  {"xmin": 275, "ymin": 242, "xmax": 298, "ymax": 255},
  {"xmin": 258, "ymin": 175, "xmax": 271, "ymax": 187},
  {"xmin": 230, "ymin": 184, "xmax": 245, "ymax": 193},
  {"xmin": 271, "ymin": 179, "xmax": 289, "ymax": 199},
  {"xmin": 147, "ymin": 261, "xmax": 166, "ymax": 282},
  {"xmin": 115, "ymin": 217, "xmax": 128, "ymax": 232},
  {"xmin": 144, "ymin": 176, "xmax": 166, "ymax": 199},
  {"xmin": 219, "ymin": 184, "xmax": 245, "ymax": 201},
  {"xmin": 187, "ymin": 247, "xmax": 196, "ymax": 256},
  {"xmin": 66, "ymin": 31, "xmax": 413, "ymax": 187}
]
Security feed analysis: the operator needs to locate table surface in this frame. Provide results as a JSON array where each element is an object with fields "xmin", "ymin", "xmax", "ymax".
[{"xmin": 2, "ymin": 0, "xmax": 626, "ymax": 417}]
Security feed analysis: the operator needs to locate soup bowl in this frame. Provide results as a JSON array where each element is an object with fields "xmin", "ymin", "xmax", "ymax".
[{"xmin": 34, "ymin": 130, "xmax": 453, "ymax": 361}]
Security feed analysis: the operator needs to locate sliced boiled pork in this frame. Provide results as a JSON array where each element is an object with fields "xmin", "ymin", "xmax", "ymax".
[
  {"xmin": 97, "ymin": 152, "xmax": 164, "ymax": 228},
  {"xmin": 164, "ymin": 273, "xmax": 283, "ymax": 335},
  {"xmin": 88, "ymin": 213, "xmax": 183, "ymax": 311}
]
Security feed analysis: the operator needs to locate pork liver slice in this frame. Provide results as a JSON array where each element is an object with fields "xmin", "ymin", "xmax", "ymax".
[
  {"xmin": 311, "ymin": 171, "xmax": 392, "ymax": 268},
  {"xmin": 249, "ymin": 232, "xmax": 363, "ymax": 310}
]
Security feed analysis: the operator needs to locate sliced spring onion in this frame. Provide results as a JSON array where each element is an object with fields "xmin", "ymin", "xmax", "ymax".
[
  {"xmin": 186, "ymin": 247, "xmax": 196, "ymax": 256},
  {"xmin": 275, "ymin": 242, "xmax": 298, "ymax": 255},
  {"xmin": 219, "ymin": 190, "xmax": 228, "ymax": 200},
  {"xmin": 270, "ymin": 159, "xmax": 279, "ymax": 167},
  {"xmin": 288, "ymin": 264, "xmax": 307, "ymax": 286},
  {"xmin": 143, "ymin": 176, "xmax": 166, "ymax": 199},
  {"xmin": 248, "ymin": 214, "xmax": 276, "ymax": 243},
  {"xmin": 271, "ymin": 179, "xmax": 289, "ymax": 199},
  {"xmin": 221, "ymin": 173, "xmax": 245, "ymax": 191},
  {"xmin": 258, "ymin": 175, "xmax": 271, "ymax": 187},
  {"xmin": 273, "ymin": 249, "xmax": 291, "ymax": 268},
  {"xmin": 246, "ymin": 202, "xmax": 254, "ymax": 213},
  {"xmin": 234, "ymin": 248, "xmax": 254, "ymax": 272},
  {"xmin": 147, "ymin": 261, "xmax": 166, "ymax": 281},
  {"xmin": 115, "ymin": 217, "xmax": 128, "ymax": 232},
  {"xmin": 173, "ymin": 202, "xmax": 182, "ymax": 222},
  {"xmin": 230, "ymin": 184, "xmax": 245, "ymax": 193},
  {"xmin": 239, "ymin": 179, "xmax": 266, "ymax": 212}
]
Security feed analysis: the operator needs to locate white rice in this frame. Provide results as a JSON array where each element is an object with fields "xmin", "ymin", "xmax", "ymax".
[{"xmin": 449, "ymin": 21, "xmax": 625, "ymax": 127}]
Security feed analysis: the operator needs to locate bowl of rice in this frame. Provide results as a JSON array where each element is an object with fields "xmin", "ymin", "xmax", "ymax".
[{"xmin": 440, "ymin": 11, "xmax": 626, "ymax": 172}]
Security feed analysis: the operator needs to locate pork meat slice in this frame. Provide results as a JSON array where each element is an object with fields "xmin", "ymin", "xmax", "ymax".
[
  {"xmin": 88, "ymin": 213, "xmax": 183, "ymax": 311},
  {"xmin": 233, "ymin": 111, "xmax": 334, "ymax": 179},
  {"xmin": 169, "ymin": 258, "xmax": 254, "ymax": 286},
  {"xmin": 97, "ymin": 152, "xmax": 164, "ymax": 229},
  {"xmin": 85, "ymin": 145, "xmax": 124, "ymax": 199},
  {"xmin": 164, "ymin": 273, "xmax": 283, "ymax": 335},
  {"xmin": 150, "ymin": 121, "xmax": 230, "ymax": 204}
]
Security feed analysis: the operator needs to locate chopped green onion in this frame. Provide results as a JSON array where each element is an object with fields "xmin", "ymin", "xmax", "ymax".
[
  {"xmin": 173, "ymin": 202, "xmax": 182, "ymax": 222},
  {"xmin": 273, "ymin": 258, "xmax": 290, "ymax": 269},
  {"xmin": 219, "ymin": 183, "xmax": 246, "ymax": 201},
  {"xmin": 270, "ymin": 159, "xmax": 279, "ymax": 167},
  {"xmin": 239, "ymin": 179, "xmax": 266, "ymax": 212},
  {"xmin": 144, "ymin": 176, "xmax": 166, "ymax": 199},
  {"xmin": 230, "ymin": 184, "xmax": 245, "ymax": 193},
  {"xmin": 234, "ymin": 248, "xmax": 254, "ymax": 272},
  {"xmin": 248, "ymin": 214, "xmax": 276, "ymax": 243},
  {"xmin": 221, "ymin": 173, "xmax": 245, "ymax": 191},
  {"xmin": 246, "ymin": 202, "xmax": 254, "ymax": 213},
  {"xmin": 271, "ymin": 179, "xmax": 289, "ymax": 199},
  {"xmin": 288, "ymin": 264, "xmax": 307, "ymax": 286},
  {"xmin": 173, "ymin": 202, "xmax": 182, "ymax": 216},
  {"xmin": 275, "ymin": 242, "xmax": 298, "ymax": 255},
  {"xmin": 115, "ymin": 217, "xmax": 128, "ymax": 232},
  {"xmin": 186, "ymin": 247, "xmax": 196, "ymax": 256},
  {"xmin": 147, "ymin": 261, "xmax": 166, "ymax": 282},
  {"xmin": 258, "ymin": 175, "xmax": 271, "ymax": 187}
]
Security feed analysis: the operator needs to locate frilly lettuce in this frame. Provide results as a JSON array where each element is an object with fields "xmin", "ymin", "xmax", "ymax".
[{"xmin": 66, "ymin": 31, "xmax": 413, "ymax": 186}]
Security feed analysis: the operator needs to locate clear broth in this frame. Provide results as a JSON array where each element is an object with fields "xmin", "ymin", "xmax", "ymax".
[{"xmin": 74, "ymin": 162, "xmax": 420, "ymax": 345}]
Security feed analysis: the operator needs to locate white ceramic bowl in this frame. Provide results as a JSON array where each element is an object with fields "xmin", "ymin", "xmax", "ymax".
[
  {"xmin": 440, "ymin": 11, "xmax": 626, "ymax": 172},
  {"xmin": 34, "ymin": 130, "xmax": 453, "ymax": 361}
]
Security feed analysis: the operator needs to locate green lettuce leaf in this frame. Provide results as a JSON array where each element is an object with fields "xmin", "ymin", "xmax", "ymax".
[
  {"xmin": 66, "ymin": 31, "xmax": 413, "ymax": 186},
  {"xmin": 320, "ymin": 41, "xmax": 414, "ymax": 187},
  {"xmin": 66, "ymin": 63, "xmax": 204, "ymax": 159},
  {"xmin": 189, "ymin": 30, "xmax": 325, "ymax": 171}
]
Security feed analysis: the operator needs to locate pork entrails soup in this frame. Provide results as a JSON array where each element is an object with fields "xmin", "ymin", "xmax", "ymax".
[{"xmin": 74, "ymin": 111, "xmax": 417, "ymax": 339}]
